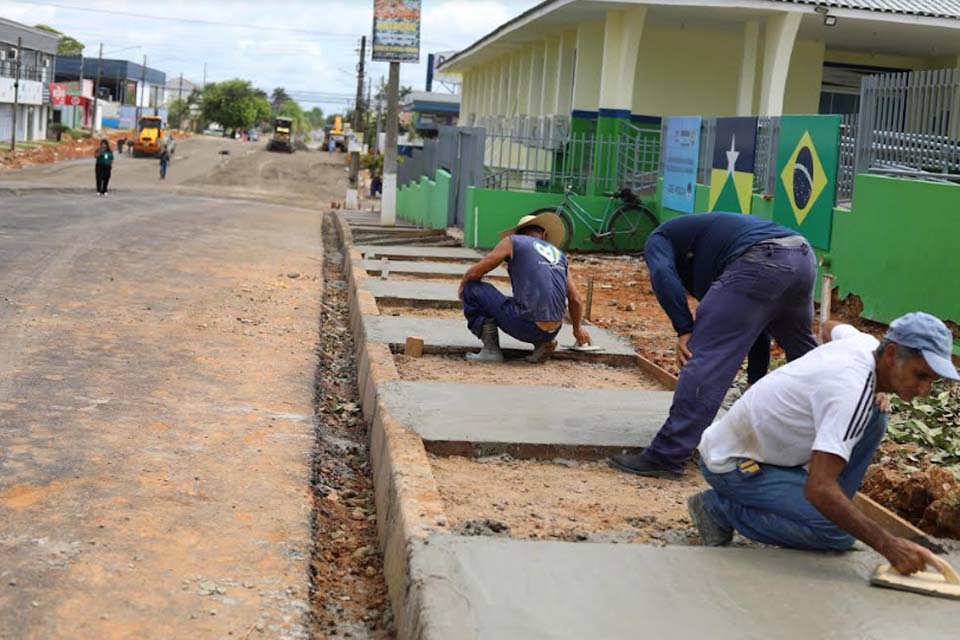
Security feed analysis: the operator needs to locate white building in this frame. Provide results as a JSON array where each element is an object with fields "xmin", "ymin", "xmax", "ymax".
[{"xmin": 0, "ymin": 17, "xmax": 58, "ymax": 143}]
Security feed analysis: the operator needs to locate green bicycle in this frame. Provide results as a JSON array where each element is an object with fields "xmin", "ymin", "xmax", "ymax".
[{"xmin": 527, "ymin": 185, "xmax": 659, "ymax": 252}]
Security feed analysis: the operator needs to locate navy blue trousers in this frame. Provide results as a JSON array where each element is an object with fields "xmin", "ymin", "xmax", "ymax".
[
  {"xmin": 642, "ymin": 243, "xmax": 818, "ymax": 473},
  {"xmin": 700, "ymin": 408, "xmax": 887, "ymax": 550},
  {"xmin": 462, "ymin": 281, "xmax": 558, "ymax": 345}
]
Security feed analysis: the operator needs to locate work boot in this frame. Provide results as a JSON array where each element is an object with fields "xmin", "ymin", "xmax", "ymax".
[
  {"xmin": 466, "ymin": 320, "xmax": 504, "ymax": 363},
  {"xmin": 526, "ymin": 339, "xmax": 558, "ymax": 363},
  {"xmin": 608, "ymin": 452, "xmax": 682, "ymax": 480},
  {"xmin": 687, "ymin": 491, "xmax": 733, "ymax": 547}
]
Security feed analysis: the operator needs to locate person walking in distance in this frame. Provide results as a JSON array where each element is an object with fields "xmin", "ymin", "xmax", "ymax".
[
  {"xmin": 159, "ymin": 145, "xmax": 171, "ymax": 180},
  {"xmin": 94, "ymin": 139, "xmax": 114, "ymax": 196}
]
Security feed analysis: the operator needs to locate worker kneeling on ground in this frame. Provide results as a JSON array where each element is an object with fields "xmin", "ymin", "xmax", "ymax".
[
  {"xmin": 689, "ymin": 313, "xmax": 958, "ymax": 574},
  {"xmin": 611, "ymin": 212, "xmax": 819, "ymax": 478},
  {"xmin": 458, "ymin": 212, "xmax": 591, "ymax": 363}
]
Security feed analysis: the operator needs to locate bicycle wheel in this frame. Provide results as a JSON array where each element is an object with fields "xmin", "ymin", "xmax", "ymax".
[
  {"xmin": 526, "ymin": 207, "xmax": 575, "ymax": 252},
  {"xmin": 605, "ymin": 204, "xmax": 659, "ymax": 253}
]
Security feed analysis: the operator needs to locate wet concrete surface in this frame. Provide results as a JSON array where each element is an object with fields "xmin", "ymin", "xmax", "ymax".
[
  {"xmin": 362, "ymin": 259, "xmax": 508, "ymax": 279},
  {"xmin": 411, "ymin": 534, "xmax": 958, "ymax": 640},
  {"xmin": 361, "ymin": 315, "xmax": 637, "ymax": 356},
  {"xmin": 366, "ymin": 279, "xmax": 512, "ymax": 305},
  {"xmin": 356, "ymin": 245, "xmax": 483, "ymax": 261},
  {"xmin": 0, "ymin": 190, "xmax": 321, "ymax": 638},
  {"xmin": 379, "ymin": 381, "xmax": 672, "ymax": 448}
]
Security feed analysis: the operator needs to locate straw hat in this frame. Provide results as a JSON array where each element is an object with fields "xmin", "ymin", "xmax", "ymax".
[{"xmin": 497, "ymin": 212, "xmax": 566, "ymax": 249}]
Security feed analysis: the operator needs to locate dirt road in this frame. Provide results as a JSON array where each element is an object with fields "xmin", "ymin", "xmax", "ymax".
[{"xmin": 0, "ymin": 146, "xmax": 386, "ymax": 638}]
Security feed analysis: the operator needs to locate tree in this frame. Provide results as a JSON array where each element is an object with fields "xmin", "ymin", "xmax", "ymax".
[
  {"xmin": 271, "ymin": 87, "xmax": 292, "ymax": 110},
  {"xmin": 307, "ymin": 107, "xmax": 325, "ymax": 130},
  {"xmin": 201, "ymin": 79, "xmax": 271, "ymax": 132},
  {"xmin": 33, "ymin": 24, "xmax": 85, "ymax": 56}
]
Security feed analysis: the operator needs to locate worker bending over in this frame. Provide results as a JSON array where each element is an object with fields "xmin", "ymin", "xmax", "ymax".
[
  {"xmin": 611, "ymin": 212, "xmax": 818, "ymax": 478},
  {"xmin": 459, "ymin": 213, "xmax": 591, "ymax": 363},
  {"xmin": 690, "ymin": 313, "xmax": 958, "ymax": 575}
]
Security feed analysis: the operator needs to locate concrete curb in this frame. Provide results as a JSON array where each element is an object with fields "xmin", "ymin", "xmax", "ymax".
[
  {"xmin": 332, "ymin": 212, "xmax": 447, "ymax": 639},
  {"xmin": 331, "ymin": 211, "xmax": 682, "ymax": 638}
]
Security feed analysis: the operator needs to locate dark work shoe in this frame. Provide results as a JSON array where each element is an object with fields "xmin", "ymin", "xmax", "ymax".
[
  {"xmin": 608, "ymin": 453, "xmax": 682, "ymax": 480},
  {"xmin": 687, "ymin": 491, "xmax": 733, "ymax": 547}
]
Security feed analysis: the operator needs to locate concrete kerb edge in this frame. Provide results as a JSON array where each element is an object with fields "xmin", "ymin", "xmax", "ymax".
[{"xmin": 335, "ymin": 210, "xmax": 448, "ymax": 639}]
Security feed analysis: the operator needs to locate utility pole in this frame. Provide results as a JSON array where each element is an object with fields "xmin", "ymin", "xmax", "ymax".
[
  {"xmin": 202, "ymin": 62, "xmax": 207, "ymax": 87},
  {"xmin": 346, "ymin": 35, "xmax": 366, "ymax": 209},
  {"xmin": 91, "ymin": 43, "xmax": 103, "ymax": 134},
  {"xmin": 177, "ymin": 72, "xmax": 184, "ymax": 129},
  {"xmin": 366, "ymin": 76, "xmax": 372, "ymax": 146},
  {"xmin": 136, "ymin": 55, "xmax": 147, "ymax": 125},
  {"xmin": 381, "ymin": 61, "xmax": 400, "ymax": 226},
  {"xmin": 374, "ymin": 75, "xmax": 384, "ymax": 155},
  {"xmin": 9, "ymin": 37, "xmax": 22, "ymax": 151}
]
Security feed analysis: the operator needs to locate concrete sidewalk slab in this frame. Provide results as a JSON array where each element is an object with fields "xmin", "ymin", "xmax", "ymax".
[
  {"xmin": 362, "ymin": 259, "xmax": 508, "ymax": 279},
  {"xmin": 379, "ymin": 381, "xmax": 671, "ymax": 448},
  {"xmin": 366, "ymin": 280, "xmax": 512, "ymax": 305},
  {"xmin": 361, "ymin": 316, "xmax": 635, "ymax": 356},
  {"xmin": 410, "ymin": 535, "xmax": 958, "ymax": 640},
  {"xmin": 342, "ymin": 212, "xmax": 419, "ymax": 227},
  {"xmin": 356, "ymin": 245, "xmax": 483, "ymax": 261}
]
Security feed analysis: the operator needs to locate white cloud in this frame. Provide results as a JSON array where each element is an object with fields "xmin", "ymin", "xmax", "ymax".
[{"xmin": 0, "ymin": 0, "xmax": 537, "ymax": 112}]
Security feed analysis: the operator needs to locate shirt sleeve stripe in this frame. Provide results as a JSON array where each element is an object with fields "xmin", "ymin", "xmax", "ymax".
[
  {"xmin": 851, "ymin": 373, "xmax": 877, "ymax": 440},
  {"xmin": 843, "ymin": 372, "xmax": 875, "ymax": 441}
]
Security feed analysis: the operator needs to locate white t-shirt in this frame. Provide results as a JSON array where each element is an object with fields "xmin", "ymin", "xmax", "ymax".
[{"xmin": 698, "ymin": 324, "xmax": 879, "ymax": 474}]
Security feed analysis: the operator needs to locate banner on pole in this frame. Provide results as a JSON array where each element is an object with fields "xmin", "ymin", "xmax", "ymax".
[
  {"xmin": 708, "ymin": 117, "xmax": 758, "ymax": 214},
  {"xmin": 372, "ymin": 0, "xmax": 421, "ymax": 63},
  {"xmin": 662, "ymin": 116, "xmax": 702, "ymax": 214},
  {"xmin": 773, "ymin": 115, "xmax": 841, "ymax": 250}
]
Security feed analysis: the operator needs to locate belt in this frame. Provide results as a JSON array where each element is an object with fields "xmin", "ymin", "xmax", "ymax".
[{"xmin": 756, "ymin": 235, "xmax": 807, "ymax": 248}]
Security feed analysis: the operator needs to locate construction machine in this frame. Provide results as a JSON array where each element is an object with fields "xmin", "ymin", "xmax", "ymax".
[
  {"xmin": 268, "ymin": 116, "xmax": 295, "ymax": 153},
  {"xmin": 133, "ymin": 115, "xmax": 165, "ymax": 157}
]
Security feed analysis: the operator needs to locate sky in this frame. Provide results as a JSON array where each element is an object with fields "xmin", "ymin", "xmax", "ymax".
[{"xmin": 0, "ymin": 0, "xmax": 540, "ymax": 114}]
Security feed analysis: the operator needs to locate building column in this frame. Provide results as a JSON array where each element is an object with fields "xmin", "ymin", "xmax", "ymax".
[
  {"xmin": 556, "ymin": 30, "xmax": 576, "ymax": 118},
  {"xmin": 517, "ymin": 46, "xmax": 533, "ymax": 115},
  {"xmin": 508, "ymin": 51, "xmax": 523, "ymax": 117},
  {"xmin": 497, "ymin": 56, "xmax": 509, "ymax": 115},
  {"xmin": 758, "ymin": 11, "xmax": 802, "ymax": 116},
  {"xmin": 526, "ymin": 42, "xmax": 546, "ymax": 118},
  {"xmin": 596, "ymin": 7, "xmax": 647, "ymax": 138},
  {"xmin": 572, "ymin": 21, "xmax": 604, "ymax": 136},
  {"xmin": 541, "ymin": 36, "xmax": 561, "ymax": 116},
  {"xmin": 737, "ymin": 20, "xmax": 760, "ymax": 116}
]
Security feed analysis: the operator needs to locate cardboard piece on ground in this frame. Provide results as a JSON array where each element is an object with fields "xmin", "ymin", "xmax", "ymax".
[
  {"xmin": 871, "ymin": 559, "xmax": 960, "ymax": 600},
  {"xmin": 405, "ymin": 336, "xmax": 424, "ymax": 358}
]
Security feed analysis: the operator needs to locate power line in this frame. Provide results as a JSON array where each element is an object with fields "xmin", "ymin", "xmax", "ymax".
[{"xmin": 13, "ymin": 0, "xmax": 364, "ymax": 37}]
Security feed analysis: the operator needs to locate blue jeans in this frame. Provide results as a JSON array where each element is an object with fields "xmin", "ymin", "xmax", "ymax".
[
  {"xmin": 462, "ymin": 281, "xmax": 559, "ymax": 345},
  {"xmin": 641, "ymin": 243, "xmax": 818, "ymax": 473},
  {"xmin": 700, "ymin": 408, "xmax": 888, "ymax": 551}
]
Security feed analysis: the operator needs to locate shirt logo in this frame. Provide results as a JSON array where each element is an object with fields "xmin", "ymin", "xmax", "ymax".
[{"xmin": 534, "ymin": 241, "xmax": 561, "ymax": 265}]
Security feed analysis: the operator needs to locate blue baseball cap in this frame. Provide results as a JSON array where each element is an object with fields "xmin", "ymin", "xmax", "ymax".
[{"xmin": 885, "ymin": 312, "xmax": 960, "ymax": 381}]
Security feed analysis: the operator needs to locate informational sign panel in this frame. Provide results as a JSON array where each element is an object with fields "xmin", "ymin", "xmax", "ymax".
[
  {"xmin": 708, "ymin": 117, "xmax": 758, "ymax": 214},
  {"xmin": 49, "ymin": 83, "xmax": 67, "ymax": 105},
  {"xmin": 372, "ymin": 0, "xmax": 421, "ymax": 63},
  {"xmin": 773, "ymin": 115, "xmax": 842, "ymax": 250},
  {"xmin": 662, "ymin": 116, "xmax": 702, "ymax": 213}
]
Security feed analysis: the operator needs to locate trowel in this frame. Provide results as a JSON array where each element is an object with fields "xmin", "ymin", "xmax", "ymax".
[{"xmin": 871, "ymin": 556, "xmax": 960, "ymax": 600}]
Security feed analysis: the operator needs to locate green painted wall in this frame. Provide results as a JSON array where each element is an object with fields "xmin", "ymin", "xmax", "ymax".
[
  {"xmin": 825, "ymin": 174, "xmax": 960, "ymax": 327},
  {"xmin": 464, "ymin": 186, "xmax": 655, "ymax": 251},
  {"xmin": 395, "ymin": 169, "xmax": 452, "ymax": 230}
]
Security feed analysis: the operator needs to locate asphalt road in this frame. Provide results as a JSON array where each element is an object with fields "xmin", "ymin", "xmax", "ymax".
[{"xmin": 0, "ymin": 146, "xmax": 346, "ymax": 638}]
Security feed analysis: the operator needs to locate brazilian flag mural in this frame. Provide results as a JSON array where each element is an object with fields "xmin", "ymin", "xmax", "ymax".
[
  {"xmin": 708, "ymin": 117, "xmax": 758, "ymax": 214},
  {"xmin": 773, "ymin": 115, "xmax": 842, "ymax": 250}
]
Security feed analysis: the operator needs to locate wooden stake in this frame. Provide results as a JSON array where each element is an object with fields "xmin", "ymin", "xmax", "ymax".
[
  {"xmin": 585, "ymin": 277, "xmax": 595, "ymax": 322},
  {"xmin": 404, "ymin": 336, "xmax": 424, "ymax": 358}
]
